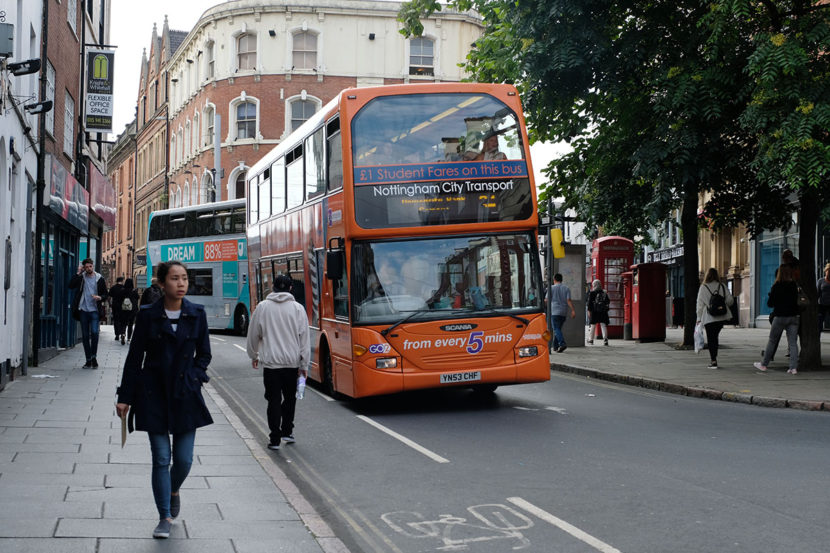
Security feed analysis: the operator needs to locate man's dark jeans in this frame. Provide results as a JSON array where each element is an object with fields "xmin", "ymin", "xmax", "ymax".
[
  {"xmin": 78, "ymin": 310, "xmax": 100, "ymax": 363},
  {"xmin": 552, "ymin": 315, "xmax": 567, "ymax": 350}
]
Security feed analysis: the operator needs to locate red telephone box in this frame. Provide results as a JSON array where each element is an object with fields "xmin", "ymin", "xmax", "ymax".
[
  {"xmin": 591, "ymin": 237, "xmax": 634, "ymax": 339},
  {"xmin": 621, "ymin": 271, "xmax": 634, "ymax": 340},
  {"xmin": 630, "ymin": 262, "xmax": 667, "ymax": 342}
]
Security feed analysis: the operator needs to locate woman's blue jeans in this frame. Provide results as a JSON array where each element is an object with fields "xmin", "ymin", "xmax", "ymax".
[{"xmin": 148, "ymin": 431, "xmax": 196, "ymax": 519}]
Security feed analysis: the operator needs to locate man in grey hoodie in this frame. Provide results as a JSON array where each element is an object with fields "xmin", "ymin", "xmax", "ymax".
[{"xmin": 246, "ymin": 274, "xmax": 310, "ymax": 450}]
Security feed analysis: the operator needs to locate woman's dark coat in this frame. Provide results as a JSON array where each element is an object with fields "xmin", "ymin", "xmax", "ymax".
[
  {"xmin": 117, "ymin": 297, "xmax": 213, "ymax": 434},
  {"xmin": 587, "ymin": 289, "xmax": 610, "ymax": 325}
]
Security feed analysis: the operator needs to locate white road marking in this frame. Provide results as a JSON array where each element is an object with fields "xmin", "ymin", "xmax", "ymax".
[
  {"xmin": 233, "ymin": 344, "xmax": 246, "ymax": 352},
  {"xmin": 545, "ymin": 407, "xmax": 568, "ymax": 415},
  {"xmin": 513, "ymin": 406, "xmax": 539, "ymax": 411},
  {"xmin": 507, "ymin": 497, "xmax": 623, "ymax": 553},
  {"xmin": 356, "ymin": 415, "xmax": 450, "ymax": 464},
  {"xmin": 212, "ymin": 336, "xmax": 226, "ymax": 342},
  {"xmin": 307, "ymin": 386, "xmax": 335, "ymax": 402}
]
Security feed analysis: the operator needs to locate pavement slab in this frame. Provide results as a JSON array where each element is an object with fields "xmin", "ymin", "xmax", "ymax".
[{"xmin": 0, "ymin": 325, "xmax": 338, "ymax": 553}]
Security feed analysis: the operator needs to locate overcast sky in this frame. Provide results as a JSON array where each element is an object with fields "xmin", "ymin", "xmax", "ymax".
[
  {"xmin": 111, "ymin": 1, "xmax": 218, "ymax": 135},
  {"xmin": 109, "ymin": 1, "xmax": 566, "ymax": 182}
]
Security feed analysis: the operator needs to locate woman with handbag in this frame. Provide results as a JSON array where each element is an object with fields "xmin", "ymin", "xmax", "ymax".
[
  {"xmin": 755, "ymin": 264, "xmax": 800, "ymax": 374},
  {"xmin": 115, "ymin": 261, "xmax": 213, "ymax": 538},
  {"xmin": 695, "ymin": 268, "xmax": 734, "ymax": 369}
]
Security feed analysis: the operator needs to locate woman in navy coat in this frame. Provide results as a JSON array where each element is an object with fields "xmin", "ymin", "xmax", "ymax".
[{"xmin": 116, "ymin": 261, "xmax": 212, "ymax": 538}]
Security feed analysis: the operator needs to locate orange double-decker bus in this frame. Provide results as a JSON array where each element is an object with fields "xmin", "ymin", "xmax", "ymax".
[{"xmin": 246, "ymin": 83, "xmax": 550, "ymax": 398}]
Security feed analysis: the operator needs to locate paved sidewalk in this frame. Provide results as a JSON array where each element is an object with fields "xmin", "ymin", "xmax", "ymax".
[
  {"xmin": 0, "ymin": 325, "xmax": 349, "ymax": 552},
  {"xmin": 551, "ymin": 326, "xmax": 830, "ymax": 411}
]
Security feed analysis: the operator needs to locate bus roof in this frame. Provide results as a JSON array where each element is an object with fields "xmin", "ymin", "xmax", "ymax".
[{"xmin": 149, "ymin": 198, "xmax": 246, "ymax": 219}]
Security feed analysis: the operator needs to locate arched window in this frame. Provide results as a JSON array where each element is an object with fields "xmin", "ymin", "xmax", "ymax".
[
  {"xmin": 177, "ymin": 129, "xmax": 184, "ymax": 166},
  {"xmin": 191, "ymin": 178, "xmax": 199, "ymax": 206},
  {"xmin": 204, "ymin": 105, "xmax": 215, "ymax": 146},
  {"xmin": 235, "ymin": 171, "xmax": 247, "ymax": 199},
  {"xmin": 236, "ymin": 101, "xmax": 257, "ymax": 139},
  {"xmin": 170, "ymin": 136, "xmax": 177, "ymax": 170},
  {"xmin": 292, "ymin": 31, "xmax": 317, "ymax": 70},
  {"xmin": 183, "ymin": 183, "xmax": 190, "ymax": 207},
  {"xmin": 205, "ymin": 41, "xmax": 215, "ymax": 79},
  {"xmin": 409, "ymin": 37, "xmax": 434, "ymax": 76},
  {"xmin": 192, "ymin": 114, "xmax": 200, "ymax": 154},
  {"xmin": 290, "ymin": 99, "xmax": 316, "ymax": 132},
  {"xmin": 184, "ymin": 121, "xmax": 191, "ymax": 159},
  {"xmin": 237, "ymin": 33, "xmax": 257, "ymax": 70}
]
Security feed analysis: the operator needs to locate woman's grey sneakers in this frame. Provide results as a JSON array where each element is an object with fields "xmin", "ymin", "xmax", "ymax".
[
  {"xmin": 153, "ymin": 518, "xmax": 172, "ymax": 538},
  {"xmin": 170, "ymin": 492, "xmax": 181, "ymax": 518}
]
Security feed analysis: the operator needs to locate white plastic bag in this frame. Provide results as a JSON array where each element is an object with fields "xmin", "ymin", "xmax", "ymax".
[
  {"xmin": 693, "ymin": 322, "xmax": 705, "ymax": 354},
  {"xmin": 296, "ymin": 375, "xmax": 306, "ymax": 399}
]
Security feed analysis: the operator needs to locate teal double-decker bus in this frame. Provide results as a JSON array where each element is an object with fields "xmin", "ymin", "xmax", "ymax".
[{"xmin": 146, "ymin": 199, "xmax": 250, "ymax": 333}]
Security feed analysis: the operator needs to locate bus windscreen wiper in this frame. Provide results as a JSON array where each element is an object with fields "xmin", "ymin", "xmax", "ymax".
[
  {"xmin": 468, "ymin": 307, "xmax": 529, "ymax": 326},
  {"xmin": 380, "ymin": 310, "xmax": 427, "ymax": 337}
]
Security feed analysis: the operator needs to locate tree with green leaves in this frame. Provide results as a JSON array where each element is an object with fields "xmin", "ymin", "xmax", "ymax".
[
  {"xmin": 401, "ymin": 0, "xmax": 776, "ymax": 348},
  {"xmin": 702, "ymin": 0, "xmax": 830, "ymax": 370}
]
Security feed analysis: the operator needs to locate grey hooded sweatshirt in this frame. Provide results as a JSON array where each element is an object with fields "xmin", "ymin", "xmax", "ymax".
[{"xmin": 246, "ymin": 292, "xmax": 310, "ymax": 370}]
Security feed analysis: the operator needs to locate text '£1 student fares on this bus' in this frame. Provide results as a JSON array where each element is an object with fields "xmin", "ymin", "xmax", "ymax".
[
  {"xmin": 246, "ymin": 83, "xmax": 549, "ymax": 398},
  {"xmin": 147, "ymin": 199, "xmax": 251, "ymax": 334}
]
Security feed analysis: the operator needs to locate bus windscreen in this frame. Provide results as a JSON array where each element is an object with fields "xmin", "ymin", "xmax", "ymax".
[{"xmin": 351, "ymin": 93, "xmax": 533, "ymax": 228}]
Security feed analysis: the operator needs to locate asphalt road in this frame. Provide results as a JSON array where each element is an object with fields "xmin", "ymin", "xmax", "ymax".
[{"xmin": 207, "ymin": 332, "xmax": 830, "ymax": 553}]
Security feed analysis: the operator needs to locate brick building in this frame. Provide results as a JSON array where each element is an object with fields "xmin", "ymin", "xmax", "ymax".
[{"xmin": 103, "ymin": 119, "xmax": 135, "ymax": 283}]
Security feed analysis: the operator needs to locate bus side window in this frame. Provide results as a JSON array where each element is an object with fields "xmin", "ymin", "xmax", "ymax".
[
  {"xmin": 326, "ymin": 117, "xmax": 342, "ymax": 191},
  {"xmin": 306, "ymin": 128, "xmax": 326, "ymax": 201},
  {"xmin": 260, "ymin": 260, "xmax": 273, "ymax": 301},
  {"xmin": 286, "ymin": 145, "xmax": 304, "ymax": 209}
]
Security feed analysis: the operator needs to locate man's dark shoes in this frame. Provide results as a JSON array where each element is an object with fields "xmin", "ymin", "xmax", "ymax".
[
  {"xmin": 557, "ymin": 345, "xmax": 567, "ymax": 353},
  {"xmin": 170, "ymin": 492, "xmax": 181, "ymax": 518},
  {"xmin": 82, "ymin": 359, "xmax": 93, "ymax": 370},
  {"xmin": 282, "ymin": 435, "xmax": 296, "ymax": 444},
  {"xmin": 91, "ymin": 357, "xmax": 98, "ymax": 368},
  {"xmin": 267, "ymin": 441, "xmax": 280, "ymax": 450}
]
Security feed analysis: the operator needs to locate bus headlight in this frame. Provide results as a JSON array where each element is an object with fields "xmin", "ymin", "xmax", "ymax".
[
  {"xmin": 518, "ymin": 346, "xmax": 538, "ymax": 358},
  {"xmin": 376, "ymin": 357, "xmax": 397, "ymax": 369}
]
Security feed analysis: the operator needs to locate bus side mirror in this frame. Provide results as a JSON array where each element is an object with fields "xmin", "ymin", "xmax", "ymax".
[{"xmin": 326, "ymin": 250, "xmax": 344, "ymax": 281}]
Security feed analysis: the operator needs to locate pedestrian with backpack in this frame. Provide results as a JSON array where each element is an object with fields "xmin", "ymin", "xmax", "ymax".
[
  {"xmin": 695, "ymin": 268, "xmax": 734, "ymax": 369},
  {"xmin": 119, "ymin": 278, "xmax": 140, "ymax": 344},
  {"xmin": 587, "ymin": 279, "xmax": 610, "ymax": 345}
]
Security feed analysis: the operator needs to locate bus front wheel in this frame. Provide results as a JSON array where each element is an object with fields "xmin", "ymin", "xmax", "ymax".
[
  {"xmin": 234, "ymin": 305, "xmax": 249, "ymax": 335},
  {"xmin": 322, "ymin": 353, "xmax": 335, "ymax": 397}
]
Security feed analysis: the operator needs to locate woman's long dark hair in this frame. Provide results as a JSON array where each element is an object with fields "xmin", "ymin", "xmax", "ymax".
[{"xmin": 124, "ymin": 278, "xmax": 134, "ymax": 291}]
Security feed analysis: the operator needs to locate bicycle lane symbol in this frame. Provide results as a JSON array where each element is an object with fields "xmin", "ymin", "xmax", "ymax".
[{"xmin": 381, "ymin": 503, "xmax": 534, "ymax": 551}]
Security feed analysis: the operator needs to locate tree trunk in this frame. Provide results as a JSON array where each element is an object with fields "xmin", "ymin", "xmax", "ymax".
[
  {"xmin": 797, "ymin": 188, "xmax": 822, "ymax": 370},
  {"xmin": 681, "ymin": 182, "xmax": 700, "ymax": 346}
]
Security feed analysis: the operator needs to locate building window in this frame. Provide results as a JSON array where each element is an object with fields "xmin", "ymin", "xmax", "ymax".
[
  {"xmin": 206, "ymin": 41, "xmax": 215, "ymax": 79},
  {"xmin": 205, "ymin": 106, "xmax": 215, "ymax": 146},
  {"xmin": 170, "ymin": 136, "xmax": 177, "ymax": 173},
  {"xmin": 292, "ymin": 31, "xmax": 317, "ymax": 70},
  {"xmin": 63, "ymin": 91, "xmax": 75, "ymax": 156},
  {"xmin": 184, "ymin": 183, "xmax": 190, "ymax": 207},
  {"xmin": 45, "ymin": 61, "xmax": 55, "ymax": 135},
  {"xmin": 409, "ymin": 37, "xmax": 434, "ymax": 76},
  {"xmin": 237, "ymin": 33, "xmax": 257, "ymax": 71},
  {"xmin": 177, "ymin": 129, "xmax": 184, "ymax": 165},
  {"xmin": 185, "ymin": 121, "xmax": 191, "ymax": 158},
  {"xmin": 236, "ymin": 102, "xmax": 257, "ymax": 139},
  {"xmin": 290, "ymin": 99, "xmax": 315, "ymax": 132},
  {"xmin": 68, "ymin": 0, "xmax": 78, "ymax": 35},
  {"xmin": 193, "ymin": 114, "xmax": 200, "ymax": 153},
  {"xmin": 236, "ymin": 171, "xmax": 247, "ymax": 199}
]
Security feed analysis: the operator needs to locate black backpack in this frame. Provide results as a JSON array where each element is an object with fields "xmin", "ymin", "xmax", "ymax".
[
  {"xmin": 707, "ymin": 284, "xmax": 728, "ymax": 317},
  {"xmin": 593, "ymin": 290, "xmax": 610, "ymax": 313}
]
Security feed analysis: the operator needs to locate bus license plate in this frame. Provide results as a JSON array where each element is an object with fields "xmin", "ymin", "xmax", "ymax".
[{"xmin": 440, "ymin": 371, "xmax": 481, "ymax": 384}]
